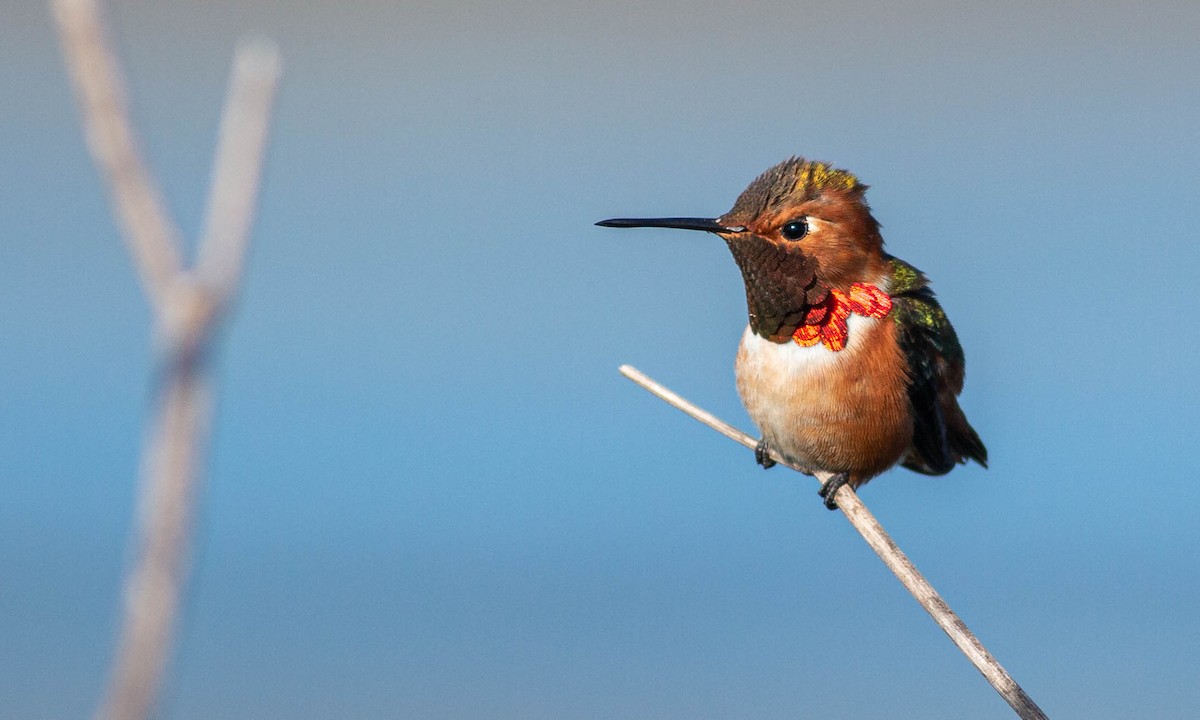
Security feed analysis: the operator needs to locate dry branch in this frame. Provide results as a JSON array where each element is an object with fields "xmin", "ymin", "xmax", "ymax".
[
  {"xmin": 51, "ymin": 1, "xmax": 281, "ymax": 718},
  {"xmin": 51, "ymin": 0, "xmax": 183, "ymax": 313},
  {"xmin": 195, "ymin": 43, "xmax": 281, "ymax": 304},
  {"xmin": 619, "ymin": 364, "xmax": 1048, "ymax": 720}
]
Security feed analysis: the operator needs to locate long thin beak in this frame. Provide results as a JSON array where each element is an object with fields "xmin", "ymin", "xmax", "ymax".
[{"xmin": 595, "ymin": 217, "xmax": 740, "ymax": 234}]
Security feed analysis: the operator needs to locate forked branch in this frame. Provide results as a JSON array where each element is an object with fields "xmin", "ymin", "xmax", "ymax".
[
  {"xmin": 51, "ymin": 1, "xmax": 281, "ymax": 718},
  {"xmin": 619, "ymin": 365, "xmax": 1048, "ymax": 720}
]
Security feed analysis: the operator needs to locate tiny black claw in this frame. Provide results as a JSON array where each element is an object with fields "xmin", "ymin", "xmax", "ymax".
[
  {"xmin": 754, "ymin": 439, "xmax": 776, "ymax": 469},
  {"xmin": 817, "ymin": 473, "xmax": 851, "ymax": 511}
]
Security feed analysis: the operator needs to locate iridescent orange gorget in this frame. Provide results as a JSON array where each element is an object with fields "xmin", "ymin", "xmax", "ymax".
[{"xmin": 784, "ymin": 282, "xmax": 892, "ymax": 351}]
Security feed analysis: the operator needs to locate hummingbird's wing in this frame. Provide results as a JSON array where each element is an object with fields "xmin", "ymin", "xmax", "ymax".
[{"xmin": 887, "ymin": 257, "xmax": 988, "ymax": 475}]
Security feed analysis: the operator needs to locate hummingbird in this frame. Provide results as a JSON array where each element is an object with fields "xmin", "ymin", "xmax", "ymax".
[{"xmin": 598, "ymin": 157, "xmax": 987, "ymax": 509}]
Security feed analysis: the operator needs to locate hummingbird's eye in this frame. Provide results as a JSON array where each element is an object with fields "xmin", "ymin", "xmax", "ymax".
[{"xmin": 781, "ymin": 217, "xmax": 809, "ymax": 241}]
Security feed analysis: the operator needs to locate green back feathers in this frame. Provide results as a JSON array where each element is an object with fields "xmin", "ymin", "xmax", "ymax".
[
  {"xmin": 887, "ymin": 256, "xmax": 987, "ymax": 474},
  {"xmin": 888, "ymin": 256, "xmax": 964, "ymax": 368},
  {"xmin": 887, "ymin": 256, "xmax": 925, "ymax": 295}
]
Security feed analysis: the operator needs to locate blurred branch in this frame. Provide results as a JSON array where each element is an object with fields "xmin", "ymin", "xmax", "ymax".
[
  {"xmin": 618, "ymin": 364, "xmax": 1049, "ymax": 720},
  {"xmin": 195, "ymin": 42, "xmax": 281, "ymax": 306},
  {"xmin": 51, "ymin": 1, "xmax": 281, "ymax": 719},
  {"xmin": 102, "ymin": 342, "xmax": 212, "ymax": 720},
  {"xmin": 51, "ymin": 0, "xmax": 183, "ymax": 314}
]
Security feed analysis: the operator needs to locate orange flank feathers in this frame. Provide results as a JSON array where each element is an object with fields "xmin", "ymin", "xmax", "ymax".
[{"xmin": 737, "ymin": 312, "xmax": 913, "ymax": 489}]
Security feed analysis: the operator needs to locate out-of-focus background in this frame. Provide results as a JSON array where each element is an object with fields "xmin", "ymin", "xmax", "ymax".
[{"xmin": 3, "ymin": 1, "xmax": 1198, "ymax": 717}]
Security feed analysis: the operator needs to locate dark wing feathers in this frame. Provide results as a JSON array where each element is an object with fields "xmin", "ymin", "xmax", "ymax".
[{"xmin": 887, "ymin": 257, "xmax": 988, "ymax": 475}]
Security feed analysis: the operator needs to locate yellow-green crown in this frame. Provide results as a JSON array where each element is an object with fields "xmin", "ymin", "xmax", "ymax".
[
  {"xmin": 726, "ymin": 156, "xmax": 864, "ymax": 221},
  {"xmin": 792, "ymin": 160, "xmax": 859, "ymax": 193}
]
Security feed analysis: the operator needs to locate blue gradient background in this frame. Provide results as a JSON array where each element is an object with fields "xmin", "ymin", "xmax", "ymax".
[{"xmin": 3, "ymin": 1, "xmax": 1199, "ymax": 717}]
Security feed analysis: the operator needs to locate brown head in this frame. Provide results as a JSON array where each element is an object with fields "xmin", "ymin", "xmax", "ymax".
[{"xmin": 598, "ymin": 157, "xmax": 890, "ymax": 339}]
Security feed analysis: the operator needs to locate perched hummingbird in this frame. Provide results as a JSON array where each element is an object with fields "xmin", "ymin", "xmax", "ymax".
[{"xmin": 598, "ymin": 157, "xmax": 987, "ymax": 509}]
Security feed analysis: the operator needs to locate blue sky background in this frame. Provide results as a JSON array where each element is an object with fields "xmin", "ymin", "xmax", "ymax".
[{"xmin": 3, "ymin": 1, "xmax": 1199, "ymax": 717}]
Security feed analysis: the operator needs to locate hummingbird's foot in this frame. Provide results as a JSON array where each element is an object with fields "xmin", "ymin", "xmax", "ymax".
[
  {"xmin": 817, "ymin": 472, "xmax": 851, "ymax": 511},
  {"xmin": 754, "ymin": 439, "xmax": 776, "ymax": 469}
]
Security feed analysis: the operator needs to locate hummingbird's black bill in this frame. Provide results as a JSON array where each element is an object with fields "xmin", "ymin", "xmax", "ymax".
[{"xmin": 595, "ymin": 217, "xmax": 740, "ymax": 233}]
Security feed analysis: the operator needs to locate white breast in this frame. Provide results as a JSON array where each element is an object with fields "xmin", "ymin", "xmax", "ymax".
[
  {"xmin": 734, "ymin": 314, "xmax": 885, "ymax": 468},
  {"xmin": 736, "ymin": 313, "xmax": 881, "ymax": 376}
]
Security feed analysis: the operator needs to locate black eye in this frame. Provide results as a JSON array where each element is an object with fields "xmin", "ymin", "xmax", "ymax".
[{"xmin": 781, "ymin": 217, "xmax": 809, "ymax": 241}]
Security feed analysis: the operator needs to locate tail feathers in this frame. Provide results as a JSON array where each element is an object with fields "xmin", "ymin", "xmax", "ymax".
[
  {"xmin": 902, "ymin": 402, "xmax": 987, "ymax": 476},
  {"xmin": 945, "ymin": 402, "xmax": 988, "ymax": 469},
  {"xmin": 952, "ymin": 421, "xmax": 988, "ymax": 469}
]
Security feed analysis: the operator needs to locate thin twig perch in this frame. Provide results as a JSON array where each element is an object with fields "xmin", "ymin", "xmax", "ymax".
[
  {"xmin": 51, "ymin": 1, "xmax": 281, "ymax": 718},
  {"xmin": 619, "ymin": 364, "xmax": 1048, "ymax": 720}
]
